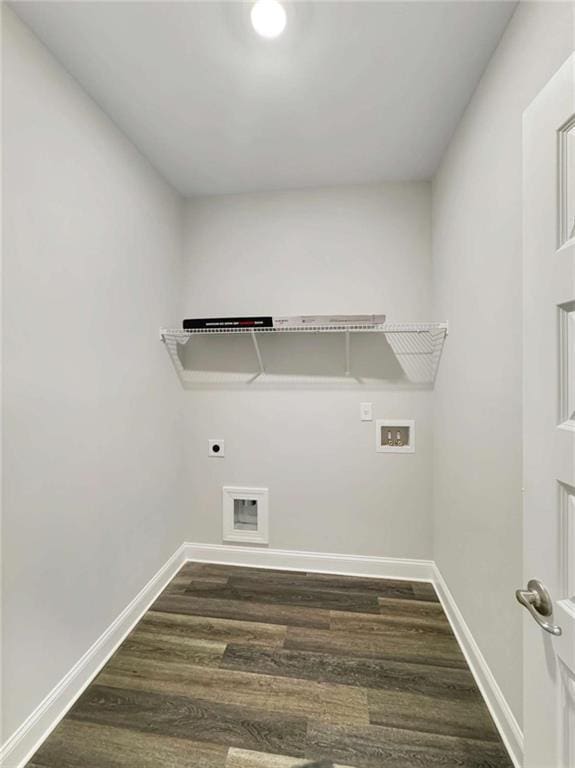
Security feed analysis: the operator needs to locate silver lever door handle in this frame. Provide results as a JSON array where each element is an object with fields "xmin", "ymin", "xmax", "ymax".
[{"xmin": 516, "ymin": 579, "xmax": 562, "ymax": 636}]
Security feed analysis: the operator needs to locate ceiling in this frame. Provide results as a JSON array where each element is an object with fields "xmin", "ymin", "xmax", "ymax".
[{"xmin": 10, "ymin": 1, "xmax": 516, "ymax": 196}]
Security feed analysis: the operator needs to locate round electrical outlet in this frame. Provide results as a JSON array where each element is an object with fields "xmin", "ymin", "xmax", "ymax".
[{"xmin": 208, "ymin": 439, "xmax": 225, "ymax": 457}]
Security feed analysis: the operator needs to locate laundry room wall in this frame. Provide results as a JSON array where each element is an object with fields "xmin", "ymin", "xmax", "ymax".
[
  {"xmin": 2, "ymin": 8, "xmax": 186, "ymax": 741},
  {"xmin": 181, "ymin": 182, "xmax": 434, "ymax": 559},
  {"xmin": 432, "ymin": 0, "xmax": 574, "ymax": 730}
]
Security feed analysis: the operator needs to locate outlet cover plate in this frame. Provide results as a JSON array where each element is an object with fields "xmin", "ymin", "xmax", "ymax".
[{"xmin": 360, "ymin": 402, "xmax": 373, "ymax": 421}]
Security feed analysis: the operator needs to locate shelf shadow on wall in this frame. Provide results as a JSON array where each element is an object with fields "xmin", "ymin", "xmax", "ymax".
[{"xmin": 176, "ymin": 331, "xmax": 436, "ymax": 389}]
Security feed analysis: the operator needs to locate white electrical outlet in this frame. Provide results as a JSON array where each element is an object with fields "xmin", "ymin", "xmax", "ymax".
[
  {"xmin": 360, "ymin": 402, "xmax": 373, "ymax": 421},
  {"xmin": 208, "ymin": 439, "xmax": 225, "ymax": 457}
]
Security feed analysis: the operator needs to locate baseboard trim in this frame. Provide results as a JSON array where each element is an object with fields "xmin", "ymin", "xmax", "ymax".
[
  {"xmin": 184, "ymin": 542, "xmax": 435, "ymax": 581},
  {"xmin": 433, "ymin": 565, "xmax": 523, "ymax": 768},
  {"xmin": 0, "ymin": 543, "xmax": 187, "ymax": 768}
]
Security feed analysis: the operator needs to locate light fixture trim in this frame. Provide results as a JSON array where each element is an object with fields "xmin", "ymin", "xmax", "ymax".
[{"xmin": 250, "ymin": 0, "xmax": 287, "ymax": 39}]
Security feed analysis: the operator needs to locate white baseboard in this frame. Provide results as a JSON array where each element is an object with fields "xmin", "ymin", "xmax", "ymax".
[
  {"xmin": 185, "ymin": 542, "xmax": 435, "ymax": 582},
  {"xmin": 0, "ymin": 543, "xmax": 187, "ymax": 768},
  {"xmin": 433, "ymin": 565, "xmax": 523, "ymax": 768}
]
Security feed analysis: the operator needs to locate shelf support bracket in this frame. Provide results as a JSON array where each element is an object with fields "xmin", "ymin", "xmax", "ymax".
[
  {"xmin": 251, "ymin": 331, "xmax": 265, "ymax": 375},
  {"xmin": 344, "ymin": 331, "xmax": 351, "ymax": 376}
]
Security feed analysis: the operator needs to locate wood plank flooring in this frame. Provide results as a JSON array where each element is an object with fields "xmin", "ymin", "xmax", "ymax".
[{"xmin": 26, "ymin": 563, "xmax": 513, "ymax": 768}]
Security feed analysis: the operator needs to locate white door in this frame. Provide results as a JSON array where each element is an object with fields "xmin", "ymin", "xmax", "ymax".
[{"xmin": 522, "ymin": 54, "xmax": 575, "ymax": 768}]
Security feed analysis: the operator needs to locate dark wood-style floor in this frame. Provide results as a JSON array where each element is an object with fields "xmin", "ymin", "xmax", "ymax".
[{"xmin": 26, "ymin": 563, "xmax": 513, "ymax": 768}]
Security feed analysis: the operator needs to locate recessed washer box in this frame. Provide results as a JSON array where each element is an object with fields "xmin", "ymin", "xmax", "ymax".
[
  {"xmin": 376, "ymin": 419, "xmax": 415, "ymax": 453},
  {"xmin": 223, "ymin": 486, "xmax": 269, "ymax": 544}
]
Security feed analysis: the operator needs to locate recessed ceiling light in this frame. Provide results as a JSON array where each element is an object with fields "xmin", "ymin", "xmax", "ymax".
[{"xmin": 250, "ymin": 0, "xmax": 287, "ymax": 39}]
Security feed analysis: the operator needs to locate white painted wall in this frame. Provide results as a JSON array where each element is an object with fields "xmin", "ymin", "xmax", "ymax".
[
  {"xmin": 432, "ymin": 1, "xmax": 574, "ymax": 728},
  {"xmin": 182, "ymin": 184, "xmax": 434, "ymax": 558},
  {"xmin": 1, "ymin": 8, "xmax": 185, "ymax": 740},
  {"xmin": 6, "ymin": 0, "xmax": 571, "ymax": 753}
]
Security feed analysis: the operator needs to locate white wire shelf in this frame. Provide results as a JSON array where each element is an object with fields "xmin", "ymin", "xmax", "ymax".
[{"xmin": 160, "ymin": 322, "xmax": 448, "ymax": 387}]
